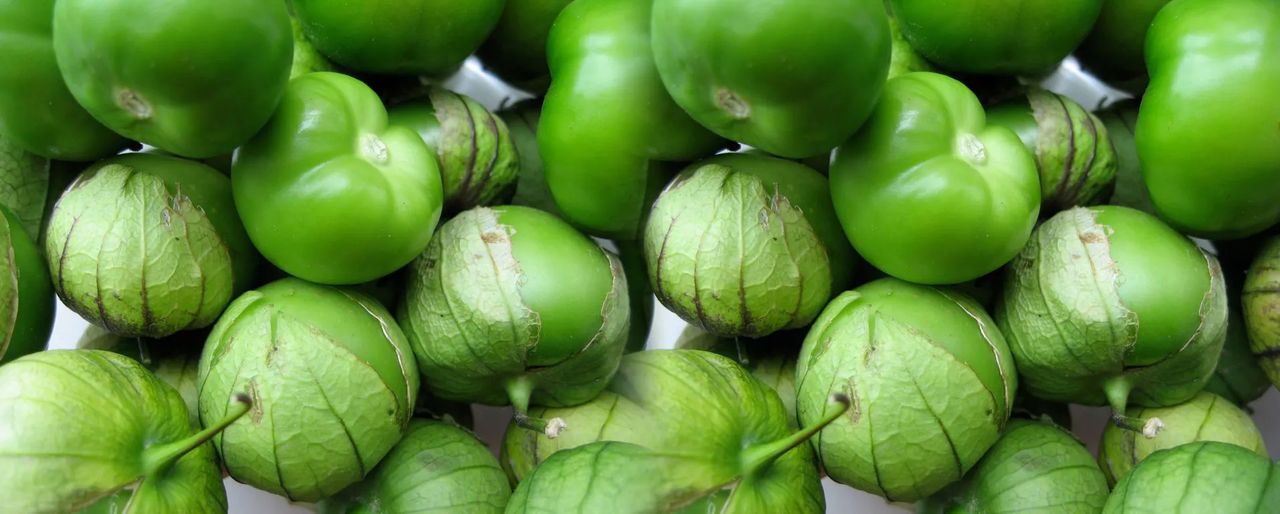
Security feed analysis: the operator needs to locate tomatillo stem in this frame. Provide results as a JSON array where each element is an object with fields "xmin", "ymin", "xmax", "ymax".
[
  {"xmin": 505, "ymin": 375, "xmax": 566, "ymax": 439},
  {"xmin": 740, "ymin": 393, "xmax": 851, "ymax": 476},
  {"xmin": 1104, "ymin": 376, "xmax": 1164, "ymax": 438},
  {"xmin": 142, "ymin": 393, "xmax": 252, "ymax": 476}
]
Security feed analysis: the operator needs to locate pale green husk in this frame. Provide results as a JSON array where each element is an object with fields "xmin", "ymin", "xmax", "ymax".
[{"xmin": 1028, "ymin": 90, "xmax": 1117, "ymax": 213}]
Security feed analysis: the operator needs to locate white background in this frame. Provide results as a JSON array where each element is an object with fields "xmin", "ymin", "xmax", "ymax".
[{"xmin": 46, "ymin": 58, "xmax": 1280, "ymax": 513}]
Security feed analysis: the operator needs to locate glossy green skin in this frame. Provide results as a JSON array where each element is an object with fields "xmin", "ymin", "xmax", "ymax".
[
  {"xmin": 651, "ymin": 0, "xmax": 890, "ymax": 158},
  {"xmin": 1098, "ymin": 392, "xmax": 1268, "ymax": 485},
  {"xmin": 1075, "ymin": 0, "xmax": 1173, "ymax": 92},
  {"xmin": 477, "ymin": 0, "xmax": 574, "ymax": 94},
  {"xmin": 399, "ymin": 206, "xmax": 628, "ymax": 410},
  {"xmin": 1137, "ymin": 0, "xmax": 1280, "ymax": 239},
  {"xmin": 0, "ymin": 350, "xmax": 227, "ymax": 514},
  {"xmin": 998, "ymin": 206, "xmax": 1227, "ymax": 412},
  {"xmin": 294, "ymin": 0, "xmax": 505, "ymax": 76},
  {"xmin": 505, "ymin": 442, "xmax": 694, "ymax": 514},
  {"xmin": 919, "ymin": 420, "xmax": 1109, "ymax": 514},
  {"xmin": 319, "ymin": 420, "xmax": 511, "ymax": 514},
  {"xmin": 890, "ymin": 0, "xmax": 1103, "ymax": 75},
  {"xmin": 540, "ymin": 0, "xmax": 726, "ymax": 240},
  {"xmin": 499, "ymin": 390, "xmax": 646, "ymax": 484},
  {"xmin": 0, "ymin": 0, "xmax": 127, "ymax": 161},
  {"xmin": 797, "ymin": 278, "xmax": 1017, "ymax": 502},
  {"xmin": 233, "ymin": 72, "xmax": 444, "ymax": 285},
  {"xmin": 198, "ymin": 278, "xmax": 420, "ymax": 502},
  {"xmin": 47, "ymin": 153, "xmax": 258, "ymax": 338},
  {"xmin": 53, "ymin": 0, "xmax": 291, "ymax": 159},
  {"xmin": 1103, "ymin": 442, "xmax": 1280, "ymax": 513},
  {"xmin": 0, "ymin": 205, "xmax": 53, "ymax": 365},
  {"xmin": 831, "ymin": 72, "xmax": 1040, "ymax": 285}
]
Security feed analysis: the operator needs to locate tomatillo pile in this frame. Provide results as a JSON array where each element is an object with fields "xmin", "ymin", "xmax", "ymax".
[{"xmin": 0, "ymin": 0, "xmax": 1277, "ymax": 512}]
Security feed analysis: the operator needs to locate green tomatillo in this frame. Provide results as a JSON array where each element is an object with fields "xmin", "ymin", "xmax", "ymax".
[
  {"xmin": 499, "ymin": 389, "xmax": 645, "ymax": 485},
  {"xmin": 197, "ymin": 278, "xmax": 420, "ymax": 502},
  {"xmin": 0, "ymin": 0, "xmax": 128, "ymax": 161},
  {"xmin": 46, "ymin": 153, "xmax": 258, "ymax": 339},
  {"xmin": 796, "ymin": 278, "xmax": 1017, "ymax": 502},
  {"xmin": 1242, "ymin": 236, "xmax": 1280, "ymax": 389},
  {"xmin": 398, "ymin": 205, "xmax": 629, "ymax": 438},
  {"xmin": 831, "ymin": 72, "xmax": 1040, "ymax": 285},
  {"xmin": 388, "ymin": 89, "xmax": 519, "ymax": 213},
  {"xmin": 0, "ymin": 135, "xmax": 62, "ymax": 240},
  {"xmin": 232, "ymin": 72, "xmax": 444, "ymax": 285},
  {"xmin": 1098, "ymin": 391, "xmax": 1268, "ymax": 485},
  {"xmin": 477, "ymin": 0, "xmax": 574, "ymax": 94},
  {"xmin": 1136, "ymin": 0, "xmax": 1280, "ymax": 239},
  {"xmin": 540, "ymin": 0, "xmax": 726, "ymax": 240},
  {"xmin": 1074, "ymin": 0, "xmax": 1173, "ymax": 93},
  {"xmin": 1103, "ymin": 442, "xmax": 1280, "ymax": 513},
  {"xmin": 986, "ymin": 88, "xmax": 1117, "ymax": 215},
  {"xmin": 888, "ymin": 0, "xmax": 1103, "ymax": 75},
  {"xmin": 0, "ymin": 350, "xmax": 251, "ymax": 513},
  {"xmin": 675, "ymin": 325, "xmax": 803, "ymax": 428},
  {"xmin": 650, "ymin": 0, "xmax": 890, "ymax": 158},
  {"xmin": 78, "ymin": 325, "xmax": 205, "ymax": 428},
  {"xmin": 52, "ymin": 0, "xmax": 292, "ymax": 159},
  {"xmin": 997, "ymin": 206, "xmax": 1227, "ymax": 437},
  {"xmin": 504, "ymin": 441, "xmax": 697, "ymax": 514},
  {"xmin": 0, "ymin": 203, "xmax": 53, "ymax": 366},
  {"xmin": 293, "ymin": 0, "xmax": 504, "ymax": 76},
  {"xmin": 645, "ymin": 153, "xmax": 854, "ymax": 337},
  {"xmin": 319, "ymin": 419, "xmax": 511, "ymax": 514},
  {"xmin": 919, "ymin": 419, "xmax": 1110, "ymax": 514}
]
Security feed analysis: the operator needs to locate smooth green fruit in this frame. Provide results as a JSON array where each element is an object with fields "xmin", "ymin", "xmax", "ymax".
[
  {"xmin": 46, "ymin": 153, "xmax": 257, "ymax": 338},
  {"xmin": 477, "ymin": 0, "xmax": 574, "ymax": 94},
  {"xmin": 1099, "ymin": 392, "xmax": 1268, "ymax": 485},
  {"xmin": 645, "ymin": 154, "xmax": 853, "ymax": 337},
  {"xmin": 1074, "ymin": 0, "xmax": 1173, "ymax": 92},
  {"xmin": 651, "ymin": 0, "xmax": 890, "ymax": 158},
  {"xmin": 920, "ymin": 419, "xmax": 1109, "ymax": 514},
  {"xmin": 319, "ymin": 419, "xmax": 511, "ymax": 513},
  {"xmin": 796, "ymin": 278, "xmax": 1017, "ymax": 502},
  {"xmin": 0, "ymin": 203, "xmax": 53, "ymax": 365},
  {"xmin": 197, "ymin": 278, "xmax": 420, "ymax": 502},
  {"xmin": 53, "ymin": 0, "xmax": 292, "ymax": 158},
  {"xmin": 0, "ymin": 350, "xmax": 250, "ymax": 513},
  {"xmin": 499, "ymin": 390, "xmax": 646, "ymax": 485},
  {"xmin": 398, "ymin": 206, "xmax": 629, "ymax": 437},
  {"xmin": 831, "ymin": 72, "xmax": 1040, "ymax": 285},
  {"xmin": 505, "ymin": 442, "xmax": 695, "ymax": 514},
  {"xmin": 998, "ymin": 206, "xmax": 1227, "ymax": 436},
  {"xmin": 0, "ymin": 0, "xmax": 128, "ymax": 161},
  {"xmin": 294, "ymin": 0, "xmax": 505, "ymax": 76},
  {"xmin": 1103, "ymin": 442, "xmax": 1280, "ymax": 513}
]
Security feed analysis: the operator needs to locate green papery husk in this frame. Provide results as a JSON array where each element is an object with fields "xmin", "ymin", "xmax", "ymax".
[
  {"xmin": 919, "ymin": 419, "xmax": 1109, "ymax": 514},
  {"xmin": 645, "ymin": 164, "xmax": 831, "ymax": 338},
  {"xmin": 77, "ymin": 325, "xmax": 205, "ymax": 428},
  {"xmin": 0, "ymin": 135, "xmax": 53, "ymax": 240},
  {"xmin": 398, "ymin": 206, "xmax": 630, "ymax": 438},
  {"xmin": 0, "ymin": 350, "xmax": 248, "ymax": 514},
  {"xmin": 1103, "ymin": 442, "xmax": 1280, "ymax": 513},
  {"xmin": 499, "ymin": 389, "xmax": 647, "ymax": 486},
  {"xmin": 997, "ymin": 207, "xmax": 1228, "ymax": 437},
  {"xmin": 197, "ymin": 279, "xmax": 420, "ymax": 503},
  {"xmin": 796, "ymin": 280, "xmax": 1016, "ymax": 502},
  {"xmin": 1242, "ymin": 235, "xmax": 1280, "ymax": 389},
  {"xmin": 1203, "ymin": 293, "xmax": 1273, "ymax": 407},
  {"xmin": 45, "ymin": 155, "xmax": 257, "ymax": 339},
  {"xmin": 674, "ymin": 325, "xmax": 802, "ymax": 429},
  {"xmin": 318, "ymin": 419, "xmax": 511, "ymax": 514},
  {"xmin": 1098, "ymin": 391, "xmax": 1268, "ymax": 486}
]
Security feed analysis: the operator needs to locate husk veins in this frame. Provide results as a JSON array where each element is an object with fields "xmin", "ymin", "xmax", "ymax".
[
  {"xmin": 1028, "ymin": 90, "xmax": 1117, "ymax": 214},
  {"xmin": 429, "ymin": 89, "xmax": 520, "ymax": 213}
]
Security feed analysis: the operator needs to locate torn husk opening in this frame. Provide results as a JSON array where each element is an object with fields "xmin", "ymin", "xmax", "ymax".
[
  {"xmin": 740, "ymin": 393, "xmax": 851, "ymax": 476},
  {"xmin": 505, "ymin": 375, "xmax": 566, "ymax": 439},
  {"xmin": 1104, "ymin": 376, "xmax": 1164, "ymax": 438},
  {"xmin": 142, "ymin": 393, "xmax": 252, "ymax": 476}
]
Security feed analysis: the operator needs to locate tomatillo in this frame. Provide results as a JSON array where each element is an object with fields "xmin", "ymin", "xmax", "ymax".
[
  {"xmin": 0, "ymin": 0, "xmax": 128, "ymax": 161},
  {"xmin": 1137, "ymin": 0, "xmax": 1280, "ymax": 239},
  {"xmin": 1074, "ymin": 0, "xmax": 1173, "ymax": 92},
  {"xmin": 477, "ymin": 0, "xmax": 574, "ymax": 94},
  {"xmin": 0, "ymin": 204, "xmax": 53, "ymax": 366},
  {"xmin": 233, "ymin": 72, "xmax": 444, "ymax": 285},
  {"xmin": 293, "ymin": 0, "xmax": 505, "ymax": 76},
  {"xmin": 650, "ymin": 0, "xmax": 890, "ymax": 158},
  {"xmin": 52, "ymin": 0, "xmax": 292, "ymax": 159},
  {"xmin": 1103, "ymin": 442, "xmax": 1280, "ymax": 513},
  {"xmin": 831, "ymin": 72, "xmax": 1040, "ymax": 285},
  {"xmin": 540, "ymin": 0, "xmax": 726, "ymax": 239},
  {"xmin": 889, "ymin": 0, "xmax": 1103, "ymax": 75}
]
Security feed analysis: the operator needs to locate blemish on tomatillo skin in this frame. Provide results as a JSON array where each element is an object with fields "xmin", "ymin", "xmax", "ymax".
[
  {"xmin": 360, "ymin": 134, "xmax": 390, "ymax": 165},
  {"xmin": 117, "ymin": 88, "xmax": 153, "ymax": 120},
  {"xmin": 957, "ymin": 134, "xmax": 987, "ymax": 165},
  {"xmin": 716, "ymin": 88, "xmax": 751, "ymax": 120}
]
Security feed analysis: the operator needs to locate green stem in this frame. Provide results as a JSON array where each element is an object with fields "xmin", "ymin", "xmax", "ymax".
[
  {"xmin": 1104, "ymin": 376, "xmax": 1163, "ymax": 438},
  {"xmin": 141, "ymin": 393, "xmax": 251, "ymax": 476},
  {"xmin": 739, "ymin": 393, "xmax": 851, "ymax": 476},
  {"xmin": 505, "ymin": 376, "xmax": 565, "ymax": 439}
]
